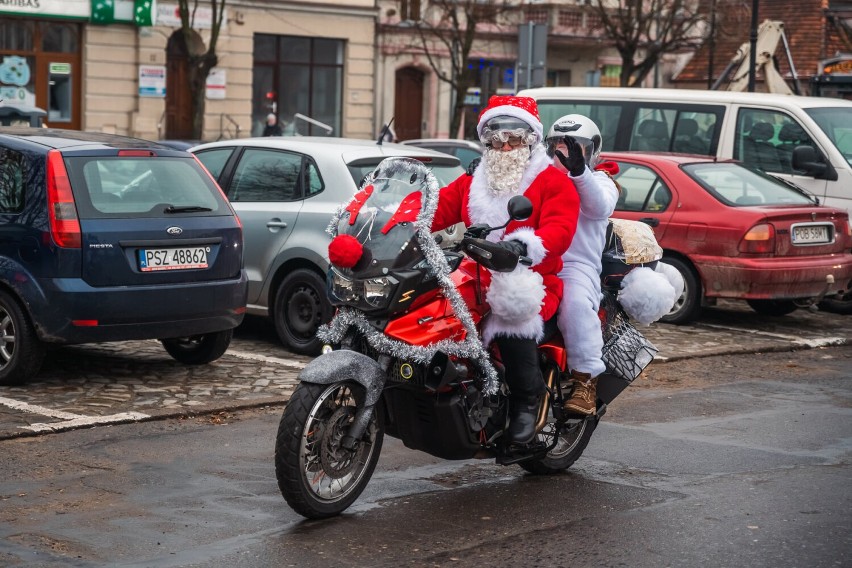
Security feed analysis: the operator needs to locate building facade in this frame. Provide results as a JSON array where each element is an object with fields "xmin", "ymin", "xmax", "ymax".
[{"xmin": 0, "ymin": 0, "xmax": 378, "ymax": 140}]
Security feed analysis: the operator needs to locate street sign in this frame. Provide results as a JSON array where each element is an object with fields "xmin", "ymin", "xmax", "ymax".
[{"xmin": 517, "ymin": 22, "xmax": 548, "ymax": 90}]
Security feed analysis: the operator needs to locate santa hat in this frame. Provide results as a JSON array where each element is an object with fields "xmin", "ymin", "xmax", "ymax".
[{"xmin": 477, "ymin": 95, "xmax": 543, "ymax": 142}]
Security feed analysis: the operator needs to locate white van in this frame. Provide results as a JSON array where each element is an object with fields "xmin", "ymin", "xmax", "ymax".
[{"xmin": 517, "ymin": 87, "xmax": 852, "ymax": 213}]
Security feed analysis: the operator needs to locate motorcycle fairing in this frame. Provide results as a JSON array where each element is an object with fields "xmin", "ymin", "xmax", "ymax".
[{"xmin": 318, "ymin": 157, "xmax": 500, "ymax": 394}]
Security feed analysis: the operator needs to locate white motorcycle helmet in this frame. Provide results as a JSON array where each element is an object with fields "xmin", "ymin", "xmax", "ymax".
[{"xmin": 545, "ymin": 114, "xmax": 603, "ymax": 168}]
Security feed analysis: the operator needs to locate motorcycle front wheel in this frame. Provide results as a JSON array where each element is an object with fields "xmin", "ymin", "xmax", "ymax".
[
  {"xmin": 519, "ymin": 413, "xmax": 597, "ymax": 475},
  {"xmin": 275, "ymin": 381, "xmax": 384, "ymax": 519}
]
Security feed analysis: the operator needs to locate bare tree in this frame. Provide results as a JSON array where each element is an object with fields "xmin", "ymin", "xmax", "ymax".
[
  {"xmin": 590, "ymin": 0, "xmax": 708, "ymax": 87},
  {"xmin": 413, "ymin": 0, "xmax": 514, "ymax": 137},
  {"xmin": 177, "ymin": 0, "xmax": 226, "ymax": 139}
]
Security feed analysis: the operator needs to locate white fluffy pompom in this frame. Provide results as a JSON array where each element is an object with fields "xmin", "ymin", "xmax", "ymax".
[
  {"xmin": 655, "ymin": 261, "xmax": 684, "ymax": 303},
  {"xmin": 487, "ymin": 267, "xmax": 545, "ymax": 321},
  {"xmin": 618, "ymin": 266, "xmax": 676, "ymax": 325}
]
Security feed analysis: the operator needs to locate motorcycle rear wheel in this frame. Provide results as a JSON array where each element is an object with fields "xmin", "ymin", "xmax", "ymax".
[
  {"xmin": 519, "ymin": 414, "xmax": 597, "ymax": 475},
  {"xmin": 275, "ymin": 381, "xmax": 384, "ymax": 519}
]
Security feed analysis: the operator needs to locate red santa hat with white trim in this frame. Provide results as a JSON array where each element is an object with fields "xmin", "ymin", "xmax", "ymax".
[{"xmin": 477, "ymin": 95, "xmax": 544, "ymax": 143}]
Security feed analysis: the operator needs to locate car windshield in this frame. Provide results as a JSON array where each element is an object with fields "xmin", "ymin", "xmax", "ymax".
[
  {"xmin": 682, "ymin": 162, "xmax": 816, "ymax": 206},
  {"xmin": 804, "ymin": 107, "xmax": 852, "ymax": 166}
]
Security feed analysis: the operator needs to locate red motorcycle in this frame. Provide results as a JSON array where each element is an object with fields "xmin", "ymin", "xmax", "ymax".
[{"xmin": 274, "ymin": 158, "xmax": 657, "ymax": 519}]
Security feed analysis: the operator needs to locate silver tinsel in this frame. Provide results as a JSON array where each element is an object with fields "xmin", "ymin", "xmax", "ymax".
[{"xmin": 318, "ymin": 158, "xmax": 500, "ymax": 394}]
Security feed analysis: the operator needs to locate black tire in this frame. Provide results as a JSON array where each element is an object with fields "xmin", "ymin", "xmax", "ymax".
[
  {"xmin": 519, "ymin": 414, "xmax": 597, "ymax": 475},
  {"xmin": 275, "ymin": 381, "xmax": 384, "ymax": 519},
  {"xmin": 746, "ymin": 299, "xmax": 799, "ymax": 316},
  {"xmin": 0, "ymin": 288, "xmax": 45, "ymax": 386},
  {"xmin": 161, "ymin": 329, "xmax": 233, "ymax": 364},
  {"xmin": 273, "ymin": 269, "xmax": 332, "ymax": 355},
  {"xmin": 659, "ymin": 257, "xmax": 702, "ymax": 325},
  {"xmin": 818, "ymin": 291, "xmax": 852, "ymax": 315}
]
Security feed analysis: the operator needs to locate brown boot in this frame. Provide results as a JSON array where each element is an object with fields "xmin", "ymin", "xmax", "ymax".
[{"xmin": 564, "ymin": 371, "xmax": 597, "ymax": 415}]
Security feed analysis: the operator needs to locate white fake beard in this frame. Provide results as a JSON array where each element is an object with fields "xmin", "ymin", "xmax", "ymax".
[{"xmin": 483, "ymin": 146, "xmax": 531, "ymax": 196}]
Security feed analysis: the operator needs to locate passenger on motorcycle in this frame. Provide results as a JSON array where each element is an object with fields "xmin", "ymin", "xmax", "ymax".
[
  {"xmin": 547, "ymin": 114, "xmax": 620, "ymax": 415},
  {"xmin": 431, "ymin": 95, "xmax": 580, "ymax": 444}
]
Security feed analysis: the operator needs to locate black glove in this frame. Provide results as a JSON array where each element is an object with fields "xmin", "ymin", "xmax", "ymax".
[
  {"xmin": 466, "ymin": 157, "xmax": 481, "ymax": 176},
  {"xmin": 555, "ymin": 136, "xmax": 586, "ymax": 177},
  {"xmin": 498, "ymin": 239, "xmax": 527, "ymax": 257}
]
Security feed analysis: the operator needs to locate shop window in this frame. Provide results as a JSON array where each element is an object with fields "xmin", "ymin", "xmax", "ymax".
[
  {"xmin": 41, "ymin": 22, "xmax": 77, "ymax": 53},
  {"xmin": 252, "ymin": 34, "xmax": 344, "ymax": 137},
  {"xmin": 0, "ymin": 19, "xmax": 33, "ymax": 51}
]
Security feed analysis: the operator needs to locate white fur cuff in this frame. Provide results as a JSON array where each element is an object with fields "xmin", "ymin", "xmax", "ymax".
[
  {"xmin": 482, "ymin": 313, "xmax": 545, "ymax": 346},
  {"xmin": 504, "ymin": 227, "xmax": 547, "ymax": 266},
  {"xmin": 486, "ymin": 266, "xmax": 545, "ymax": 321}
]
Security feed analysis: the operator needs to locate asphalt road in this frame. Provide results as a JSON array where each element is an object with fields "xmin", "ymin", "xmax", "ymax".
[
  {"xmin": 0, "ymin": 346, "xmax": 849, "ymax": 567},
  {"xmin": 0, "ymin": 300, "xmax": 849, "ymax": 440}
]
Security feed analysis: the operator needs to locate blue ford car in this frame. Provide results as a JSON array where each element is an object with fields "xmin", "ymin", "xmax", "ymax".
[{"xmin": 0, "ymin": 128, "xmax": 248, "ymax": 385}]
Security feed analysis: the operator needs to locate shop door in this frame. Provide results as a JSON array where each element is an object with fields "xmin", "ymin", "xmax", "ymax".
[
  {"xmin": 165, "ymin": 33, "xmax": 194, "ymax": 139},
  {"xmin": 394, "ymin": 67, "xmax": 424, "ymax": 141}
]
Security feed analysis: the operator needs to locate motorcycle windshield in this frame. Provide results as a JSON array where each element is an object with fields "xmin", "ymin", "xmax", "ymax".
[{"xmin": 336, "ymin": 158, "xmax": 438, "ymax": 277}]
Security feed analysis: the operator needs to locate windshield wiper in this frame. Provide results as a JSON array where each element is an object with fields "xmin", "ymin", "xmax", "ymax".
[
  {"xmin": 164, "ymin": 205, "xmax": 213, "ymax": 213},
  {"xmin": 764, "ymin": 173, "xmax": 820, "ymax": 204}
]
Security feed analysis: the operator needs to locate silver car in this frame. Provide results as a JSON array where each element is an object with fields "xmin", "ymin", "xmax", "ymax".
[{"xmin": 192, "ymin": 137, "xmax": 465, "ymax": 355}]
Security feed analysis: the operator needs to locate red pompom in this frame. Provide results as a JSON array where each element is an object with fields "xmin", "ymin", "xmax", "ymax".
[
  {"xmin": 328, "ymin": 234, "xmax": 363, "ymax": 268},
  {"xmin": 595, "ymin": 161, "xmax": 620, "ymax": 176}
]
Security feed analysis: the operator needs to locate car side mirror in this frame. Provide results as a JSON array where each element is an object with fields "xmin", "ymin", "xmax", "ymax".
[
  {"xmin": 791, "ymin": 145, "xmax": 827, "ymax": 177},
  {"xmin": 507, "ymin": 195, "xmax": 533, "ymax": 221}
]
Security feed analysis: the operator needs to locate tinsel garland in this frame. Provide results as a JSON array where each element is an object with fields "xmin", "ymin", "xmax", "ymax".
[{"xmin": 318, "ymin": 158, "xmax": 500, "ymax": 394}]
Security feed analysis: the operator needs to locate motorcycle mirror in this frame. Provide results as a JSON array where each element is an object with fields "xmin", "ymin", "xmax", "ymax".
[{"xmin": 507, "ymin": 195, "xmax": 533, "ymax": 221}]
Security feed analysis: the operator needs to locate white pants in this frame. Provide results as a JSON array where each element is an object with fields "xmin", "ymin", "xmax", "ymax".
[{"xmin": 556, "ymin": 266, "xmax": 606, "ymax": 378}]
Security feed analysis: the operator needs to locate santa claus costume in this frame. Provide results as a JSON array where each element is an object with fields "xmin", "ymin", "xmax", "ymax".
[{"xmin": 431, "ymin": 95, "xmax": 580, "ymax": 444}]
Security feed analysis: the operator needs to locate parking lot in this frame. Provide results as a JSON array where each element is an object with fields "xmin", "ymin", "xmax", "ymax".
[{"xmin": 0, "ymin": 301, "xmax": 848, "ymax": 440}]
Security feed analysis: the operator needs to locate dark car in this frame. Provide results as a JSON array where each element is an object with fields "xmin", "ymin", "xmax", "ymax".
[{"xmin": 0, "ymin": 128, "xmax": 248, "ymax": 385}]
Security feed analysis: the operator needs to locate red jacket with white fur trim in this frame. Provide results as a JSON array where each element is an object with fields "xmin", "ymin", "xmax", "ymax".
[{"xmin": 432, "ymin": 149, "xmax": 579, "ymax": 326}]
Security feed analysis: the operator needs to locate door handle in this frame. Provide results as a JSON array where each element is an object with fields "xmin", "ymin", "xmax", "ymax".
[
  {"xmin": 639, "ymin": 217, "xmax": 660, "ymax": 227},
  {"xmin": 266, "ymin": 221, "xmax": 288, "ymax": 228}
]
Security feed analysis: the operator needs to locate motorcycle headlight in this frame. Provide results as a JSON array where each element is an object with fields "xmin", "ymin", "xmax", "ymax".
[
  {"xmin": 363, "ymin": 276, "xmax": 395, "ymax": 307},
  {"xmin": 330, "ymin": 268, "xmax": 358, "ymax": 303}
]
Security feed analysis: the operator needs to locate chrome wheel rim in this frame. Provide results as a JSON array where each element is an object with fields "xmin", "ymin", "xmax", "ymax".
[
  {"xmin": 0, "ymin": 311, "xmax": 16, "ymax": 370},
  {"xmin": 299, "ymin": 384, "xmax": 378, "ymax": 503}
]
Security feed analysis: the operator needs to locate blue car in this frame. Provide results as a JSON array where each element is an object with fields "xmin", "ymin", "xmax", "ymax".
[{"xmin": 0, "ymin": 129, "xmax": 248, "ymax": 385}]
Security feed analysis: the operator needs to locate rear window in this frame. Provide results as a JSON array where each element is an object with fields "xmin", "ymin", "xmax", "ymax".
[
  {"xmin": 347, "ymin": 162, "xmax": 464, "ymax": 188},
  {"xmin": 65, "ymin": 156, "xmax": 230, "ymax": 218},
  {"xmin": 682, "ymin": 162, "xmax": 816, "ymax": 207}
]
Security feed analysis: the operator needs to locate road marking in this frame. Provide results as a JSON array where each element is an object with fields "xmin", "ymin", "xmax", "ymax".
[
  {"xmin": 0, "ymin": 396, "xmax": 83, "ymax": 420},
  {"xmin": 22, "ymin": 412, "xmax": 150, "ymax": 433},
  {"xmin": 697, "ymin": 323, "xmax": 847, "ymax": 346},
  {"xmin": 226, "ymin": 349, "xmax": 308, "ymax": 369}
]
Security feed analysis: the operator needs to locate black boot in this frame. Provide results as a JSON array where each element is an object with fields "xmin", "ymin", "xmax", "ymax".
[
  {"xmin": 495, "ymin": 336, "xmax": 545, "ymax": 445},
  {"xmin": 507, "ymin": 395, "xmax": 541, "ymax": 444}
]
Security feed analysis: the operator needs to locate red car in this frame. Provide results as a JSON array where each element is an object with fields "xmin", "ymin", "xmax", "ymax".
[{"xmin": 603, "ymin": 152, "xmax": 852, "ymax": 323}]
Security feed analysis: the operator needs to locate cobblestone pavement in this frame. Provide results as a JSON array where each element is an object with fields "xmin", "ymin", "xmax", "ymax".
[{"xmin": 0, "ymin": 301, "xmax": 848, "ymax": 439}]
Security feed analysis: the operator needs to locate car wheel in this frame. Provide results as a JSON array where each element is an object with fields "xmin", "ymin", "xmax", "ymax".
[
  {"xmin": 746, "ymin": 299, "xmax": 799, "ymax": 317},
  {"xmin": 161, "ymin": 329, "xmax": 233, "ymax": 364},
  {"xmin": 273, "ymin": 269, "xmax": 332, "ymax": 355},
  {"xmin": 0, "ymin": 289, "xmax": 45, "ymax": 386},
  {"xmin": 818, "ymin": 290, "xmax": 852, "ymax": 315},
  {"xmin": 659, "ymin": 257, "xmax": 702, "ymax": 325}
]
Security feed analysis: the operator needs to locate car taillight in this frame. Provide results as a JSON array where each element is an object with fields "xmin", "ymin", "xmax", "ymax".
[
  {"xmin": 46, "ymin": 150, "xmax": 81, "ymax": 248},
  {"xmin": 738, "ymin": 223, "xmax": 775, "ymax": 254}
]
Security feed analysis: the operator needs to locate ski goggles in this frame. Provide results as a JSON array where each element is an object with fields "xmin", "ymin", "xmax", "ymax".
[{"xmin": 480, "ymin": 128, "xmax": 538, "ymax": 149}]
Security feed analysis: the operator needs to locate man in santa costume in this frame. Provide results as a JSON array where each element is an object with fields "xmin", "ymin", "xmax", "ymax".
[{"xmin": 431, "ymin": 95, "xmax": 580, "ymax": 444}]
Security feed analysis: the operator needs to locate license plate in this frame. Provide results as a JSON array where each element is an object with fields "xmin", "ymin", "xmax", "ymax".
[
  {"xmin": 791, "ymin": 224, "xmax": 830, "ymax": 245},
  {"xmin": 138, "ymin": 246, "xmax": 209, "ymax": 272}
]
